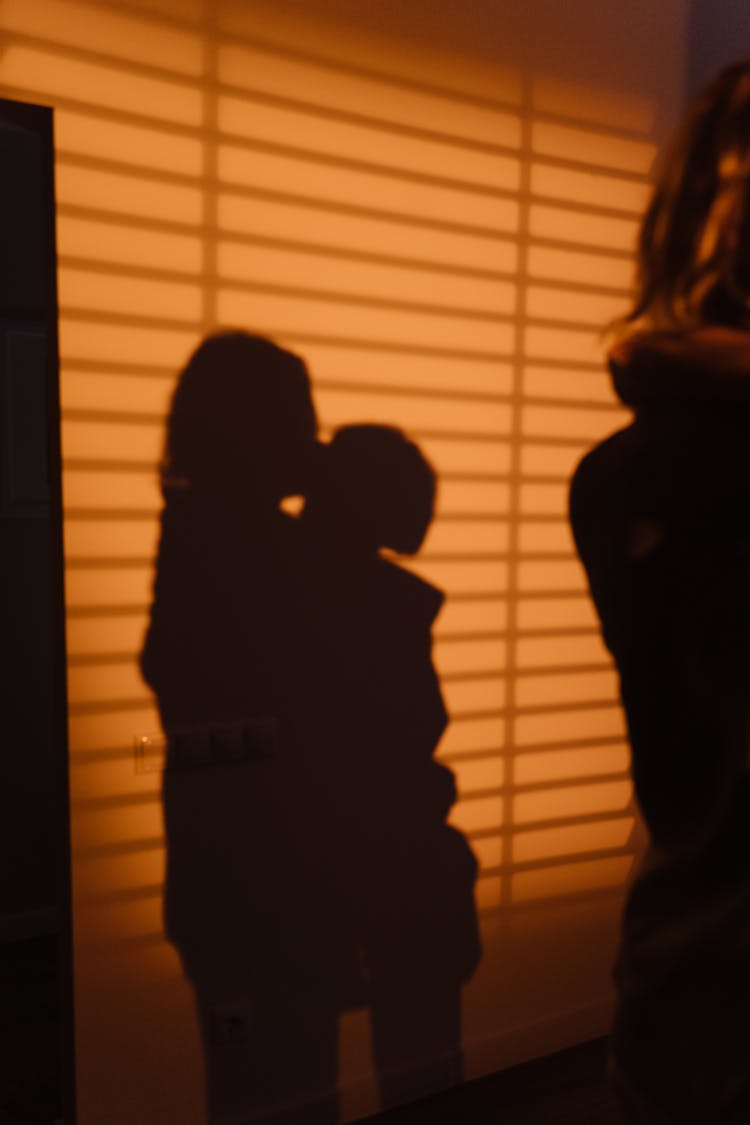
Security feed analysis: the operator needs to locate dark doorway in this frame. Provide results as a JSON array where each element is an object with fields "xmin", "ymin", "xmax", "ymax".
[{"xmin": 0, "ymin": 95, "xmax": 73, "ymax": 1125}]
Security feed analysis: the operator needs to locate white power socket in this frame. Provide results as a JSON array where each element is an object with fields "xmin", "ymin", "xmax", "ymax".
[
  {"xmin": 133, "ymin": 731, "xmax": 167, "ymax": 774},
  {"xmin": 134, "ymin": 718, "xmax": 276, "ymax": 773}
]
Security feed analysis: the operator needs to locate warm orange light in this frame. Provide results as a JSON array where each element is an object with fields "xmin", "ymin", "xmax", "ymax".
[
  {"xmin": 0, "ymin": 1, "xmax": 661, "ymax": 1113},
  {"xmin": 512, "ymin": 855, "xmax": 634, "ymax": 903},
  {"xmin": 531, "ymin": 162, "xmax": 649, "ymax": 213},
  {"xmin": 219, "ymin": 192, "xmax": 519, "ymax": 272},
  {"xmin": 531, "ymin": 120, "xmax": 656, "ymax": 175},
  {"xmin": 515, "ymin": 705, "xmax": 627, "ymax": 746},
  {"xmin": 217, "ymin": 241, "xmax": 516, "ymax": 315},
  {"xmin": 3, "ymin": 45, "xmax": 202, "ymax": 123},
  {"xmin": 515, "ymin": 745, "xmax": 629, "ymax": 785},
  {"xmin": 513, "ymin": 817, "xmax": 634, "ymax": 863},
  {"xmin": 530, "ymin": 203, "xmax": 639, "ymax": 252},
  {"xmin": 58, "ymin": 217, "xmax": 203, "ymax": 274}
]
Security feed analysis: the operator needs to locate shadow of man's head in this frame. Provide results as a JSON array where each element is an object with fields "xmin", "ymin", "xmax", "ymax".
[{"xmin": 305, "ymin": 424, "xmax": 436, "ymax": 556}]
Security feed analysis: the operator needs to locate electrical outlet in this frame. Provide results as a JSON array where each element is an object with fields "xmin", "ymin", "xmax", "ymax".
[
  {"xmin": 134, "ymin": 731, "xmax": 166, "ymax": 774},
  {"xmin": 144, "ymin": 717, "xmax": 277, "ymax": 771}
]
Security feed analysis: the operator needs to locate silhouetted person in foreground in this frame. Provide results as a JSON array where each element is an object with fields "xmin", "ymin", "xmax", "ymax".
[
  {"xmin": 570, "ymin": 62, "xmax": 750, "ymax": 1124},
  {"xmin": 141, "ymin": 338, "xmax": 480, "ymax": 1124}
]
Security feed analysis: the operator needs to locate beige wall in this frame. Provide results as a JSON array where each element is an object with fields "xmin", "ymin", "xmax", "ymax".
[
  {"xmin": 269, "ymin": 0, "xmax": 685, "ymax": 137},
  {"xmin": 0, "ymin": 1, "xmax": 687, "ymax": 1121}
]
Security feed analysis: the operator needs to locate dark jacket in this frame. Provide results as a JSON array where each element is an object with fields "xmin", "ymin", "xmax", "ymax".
[{"xmin": 569, "ymin": 331, "xmax": 750, "ymax": 1123}]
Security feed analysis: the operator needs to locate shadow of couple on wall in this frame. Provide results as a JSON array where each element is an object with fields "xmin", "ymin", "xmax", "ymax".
[{"xmin": 140, "ymin": 332, "xmax": 481, "ymax": 1125}]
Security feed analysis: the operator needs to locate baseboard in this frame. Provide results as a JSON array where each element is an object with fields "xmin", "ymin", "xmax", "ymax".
[
  {"xmin": 462, "ymin": 996, "xmax": 613, "ymax": 1080},
  {"xmin": 204, "ymin": 998, "xmax": 615, "ymax": 1125},
  {"xmin": 339, "ymin": 997, "xmax": 614, "ymax": 1124}
]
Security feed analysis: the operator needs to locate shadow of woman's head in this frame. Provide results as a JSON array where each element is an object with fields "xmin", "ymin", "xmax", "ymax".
[
  {"xmin": 163, "ymin": 332, "xmax": 317, "ymax": 507},
  {"xmin": 305, "ymin": 424, "xmax": 436, "ymax": 555}
]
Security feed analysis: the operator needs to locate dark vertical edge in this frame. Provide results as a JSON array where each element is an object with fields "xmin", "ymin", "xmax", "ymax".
[{"xmin": 42, "ymin": 105, "xmax": 77, "ymax": 1125}]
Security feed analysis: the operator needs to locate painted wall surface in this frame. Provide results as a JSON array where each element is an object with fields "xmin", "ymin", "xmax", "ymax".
[
  {"xmin": 687, "ymin": 0, "xmax": 750, "ymax": 99},
  {"xmin": 0, "ymin": 1, "xmax": 686, "ymax": 1121}
]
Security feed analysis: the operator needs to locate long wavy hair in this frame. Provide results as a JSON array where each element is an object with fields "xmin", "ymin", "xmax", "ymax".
[
  {"xmin": 624, "ymin": 60, "xmax": 750, "ymax": 332},
  {"xmin": 163, "ymin": 331, "xmax": 317, "ymax": 503}
]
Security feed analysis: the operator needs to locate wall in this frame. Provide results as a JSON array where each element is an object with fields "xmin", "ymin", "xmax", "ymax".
[
  {"xmin": 688, "ymin": 0, "xmax": 750, "ymax": 99},
  {"xmin": 0, "ymin": 1, "xmax": 687, "ymax": 1121}
]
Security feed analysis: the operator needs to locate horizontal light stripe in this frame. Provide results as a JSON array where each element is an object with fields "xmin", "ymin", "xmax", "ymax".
[
  {"xmin": 56, "ymin": 163, "xmax": 204, "ymax": 225},
  {"xmin": 517, "ymin": 521, "xmax": 575, "ymax": 555},
  {"xmin": 218, "ymin": 42, "xmax": 522, "ymax": 146},
  {"xmin": 217, "ymin": 287, "xmax": 515, "ymax": 354},
  {"xmin": 423, "ymin": 518, "xmax": 509, "ymax": 554},
  {"xmin": 442, "ymin": 676, "xmax": 507, "ymax": 716},
  {"xmin": 0, "ymin": 0, "xmax": 204, "ymax": 75},
  {"xmin": 59, "ymin": 217, "xmax": 204, "ymax": 274},
  {"xmin": 55, "ymin": 108, "xmax": 204, "ymax": 175},
  {"xmin": 218, "ymin": 93, "xmax": 522, "ymax": 189},
  {"xmin": 218, "ymin": 191, "xmax": 518, "ymax": 272},
  {"xmin": 63, "ymin": 469, "xmax": 161, "ymax": 513},
  {"xmin": 512, "ymin": 854, "xmax": 633, "ymax": 902},
  {"xmin": 517, "ymin": 596, "xmax": 600, "ymax": 632},
  {"xmin": 450, "ymin": 794, "xmax": 505, "ymax": 833},
  {"xmin": 515, "ymin": 705, "xmax": 627, "ymax": 747},
  {"xmin": 516, "ymin": 634, "xmax": 611, "ymax": 670},
  {"xmin": 1, "ymin": 45, "xmax": 203, "ymax": 125},
  {"xmin": 217, "ymin": 241, "xmax": 516, "ymax": 314},
  {"xmin": 522, "ymin": 403, "xmax": 628, "ymax": 440},
  {"xmin": 434, "ymin": 638, "xmax": 507, "ymax": 677},
  {"xmin": 66, "ymin": 613, "xmax": 151, "ymax": 658},
  {"xmin": 515, "ymin": 745, "xmax": 629, "ymax": 786},
  {"xmin": 454, "ymin": 756, "xmax": 505, "ymax": 795},
  {"xmin": 438, "ymin": 481, "xmax": 512, "ymax": 517},
  {"xmin": 532, "ymin": 121, "xmax": 656, "ymax": 175},
  {"xmin": 530, "ymin": 204, "xmax": 638, "ymax": 252},
  {"xmin": 439, "ymin": 715, "xmax": 506, "ymax": 756},
  {"xmin": 59, "ymin": 267, "xmax": 203, "ymax": 322},
  {"xmin": 304, "ymin": 346, "xmax": 514, "ymax": 396},
  {"xmin": 515, "ymin": 669, "xmax": 619, "ymax": 708},
  {"xmin": 219, "ymin": 144, "xmax": 521, "ymax": 230},
  {"xmin": 513, "ymin": 817, "xmax": 634, "ymax": 863},
  {"xmin": 471, "ymin": 834, "xmax": 503, "ymax": 871},
  {"xmin": 522, "ymin": 366, "xmax": 617, "ymax": 406},
  {"xmin": 531, "ymin": 75, "xmax": 655, "ymax": 135},
  {"xmin": 60, "ymin": 370, "xmax": 175, "ymax": 416},
  {"xmin": 316, "ymin": 388, "xmax": 512, "ymax": 436},
  {"xmin": 530, "ymin": 162, "xmax": 650, "ymax": 214},
  {"xmin": 434, "ymin": 598, "xmax": 508, "ymax": 637},
  {"xmin": 526, "ymin": 284, "xmax": 627, "ymax": 327},
  {"xmin": 520, "ymin": 442, "xmax": 590, "ymax": 479},
  {"xmin": 513, "ymin": 779, "xmax": 632, "ymax": 824},
  {"xmin": 527, "ymin": 244, "xmax": 635, "ymax": 290},
  {"xmin": 516, "ymin": 559, "xmax": 587, "ymax": 593}
]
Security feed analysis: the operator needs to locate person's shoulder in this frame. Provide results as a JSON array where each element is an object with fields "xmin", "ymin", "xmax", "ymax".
[
  {"xmin": 568, "ymin": 422, "xmax": 661, "ymax": 560},
  {"xmin": 612, "ymin": 327, "xmax": 750, "ymax": 407},
  {"xmin": 376, "ymin": 556, "xmax": 444, "ymax": 625},
  {"xmin": 570, "ymin": 425, "xmax": 635, "ymax": 507}
]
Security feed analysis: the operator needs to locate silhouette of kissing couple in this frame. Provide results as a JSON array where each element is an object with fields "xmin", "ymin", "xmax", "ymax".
[{"xmin": 141, "ymin": 332, "xmax": 481, "ymax": 1125}]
